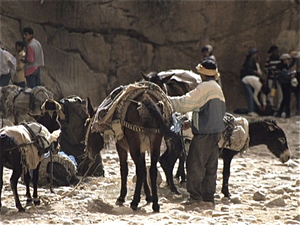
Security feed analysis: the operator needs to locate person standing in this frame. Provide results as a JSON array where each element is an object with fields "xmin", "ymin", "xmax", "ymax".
[
  {"xmin": 22, "ymin": 27, "xmax": 44, "ymax": 88},
  {"xmin": 0, "ymin": 44, "xmax": 16, "ymax": 87},
  {"xmin": 276, "ymin": 54, "xmax": 296, "ymax": 118},
  {"xmin": 168, "ymin": 59, "xmax": 226, "ymax": 206},
  {"xmin": 264, "ymin": 45, "xmax": 282, "ymax": 110},
  {"xmin": 201, "ymin": 45, "xmax": 222, "ymax": 88},
  {"xmin": 13, "ymin": 41, "xmax": 26, "ymax": 88}
]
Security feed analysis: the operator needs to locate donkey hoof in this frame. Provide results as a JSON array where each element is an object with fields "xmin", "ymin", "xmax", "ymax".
[
  {"xmin": 146, "ymin": 196, "xmax": 152, "ymax": 203},
  {"xmin": 34, "ymin": 200, "xmax": 41, "ymax": 206},
  {"xmin": 171, "ymin": 187, "xmax": 181, "ymax": 195},
  {"xmin": 18, "ymin": 207, "xmax": 25, "ymax": 212},
  {"xmin": 116, "ymin": 197, "xmax": 125, "ymax": 206},
  {"xmin": 130, "ymin": 202, "xmax": 138, "ymax": 211},
  {"xmin": 116, "ymin": 200, "xmax": 124, "ymax": 206},
  {"xmin": 152, "ymin": 204, "xmax": 160, "ymax": 212},
  {"xmin": 26, "ymin": 198, "xmax": 33, "ymax": 205}
]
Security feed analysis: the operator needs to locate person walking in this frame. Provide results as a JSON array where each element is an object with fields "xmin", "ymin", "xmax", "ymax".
[
  {"xmin": 22, "ymin": 27, "xmax": 44, "ymax": 88},
  {"xmin": 168, "ymin": 59, "xmax": 226, "ymax": 206},
  {"xmin": 0, "ymin": 44, "xmax": 16, "ymax": 87},
  {"xmin": 13, "ymin": 41, "xmax": 26, "ymax": 88}
]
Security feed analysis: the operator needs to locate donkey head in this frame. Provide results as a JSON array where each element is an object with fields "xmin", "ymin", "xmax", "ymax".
[
  {"xmin": 264, "ymin": 120, "xmax": 290, "ymax": 163},
  {"xmin": 84, "ymin": 97, "xmax": 104, "ymax": 160},
  {"xmin": 141, "ymin": 71, "xmax": 173, "ymax": 94}
]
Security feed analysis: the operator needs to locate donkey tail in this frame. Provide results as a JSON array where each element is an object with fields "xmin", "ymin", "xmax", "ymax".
[{"xmin": 142, "ymin": 98, "xmax": 177, "ymax": 139}]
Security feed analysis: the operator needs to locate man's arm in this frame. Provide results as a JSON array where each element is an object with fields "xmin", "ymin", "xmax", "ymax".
[{"xmin": 22, "ymin": 46, "xmax": 34, "ymax": 63}]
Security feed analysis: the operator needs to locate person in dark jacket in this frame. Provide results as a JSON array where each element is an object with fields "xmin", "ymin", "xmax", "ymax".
[
  {"xmin": 168, "ymin": 59, "xmax": 225, "ymax": 206},
  {"xmin": 264, "ymin": 45, "xmax": 282, "ymax": 109},
  {"xmin": 276, "ymin": 54, "xmax": 296, "ymax": 118},
  {"xmin": 240, "ymin": 48, "xmax": 262, "ymax": 79}
]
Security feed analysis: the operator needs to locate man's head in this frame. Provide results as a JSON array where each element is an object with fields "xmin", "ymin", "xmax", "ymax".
[
  {"xmin": 268, "ymin": 45, "xmax": 278, "ymax": 56},
  {"xmin": 249, "ymin": 48, "xmax": 258, "ymax": 57},
  {"xmin": 280, "ymin": 53, "xmax": 291, "ymax": 65},
  {"xmin": 23, "ymin": 27, "xmax": 34, "ymax": 42},
  {"xmin": 15, "ymin": 41, "xmax": 25, "ymax": 53},
  {"xmin": 196, "ymin": 59, "xmax": 219, "ymax": 81},
  {"xmin": 201, "ymin": 46, "xmax": 209, "ymax": 58}
]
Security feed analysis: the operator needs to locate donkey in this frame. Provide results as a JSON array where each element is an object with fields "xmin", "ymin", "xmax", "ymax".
[
  {"xmin": 33, "ymin": 97, "xmax": 104, "ymax": 177},
  {"xmin": 174, "ymin": 118, "xmax": 291, "ymax": 197},
  {"xmin": 142, "ymin": 70, "xmax": 291, "ymax": 197},
  {"xmin": 0, "ymin": 122, "xmax": 60, "ymax": 212},
  {"xmin": 85, "ymin": 83, "xmax": 177, "ymax": 212}
]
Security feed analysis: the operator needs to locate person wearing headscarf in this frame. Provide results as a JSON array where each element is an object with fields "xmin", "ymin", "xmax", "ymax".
[{"xmin": 168, "ymin": 59, "xmax": 225, "ymax": 207}]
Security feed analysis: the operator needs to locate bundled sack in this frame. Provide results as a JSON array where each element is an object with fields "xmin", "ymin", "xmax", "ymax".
[
  {"xmin": 0, "ymin": 122, "xmax": 60, "ymax": 170},
  {"xmin": 219, "ymin": 113, "xmax": 249, "ymax": 152},
  {"xmin": 38, "ymin": 151, "xmax": 79, "ymax": 186}
]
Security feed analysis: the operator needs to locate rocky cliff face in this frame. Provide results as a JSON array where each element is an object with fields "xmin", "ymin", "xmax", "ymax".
[{"xmin": 0, "ymin": 1, "xmax": 299, "ymax": 110}]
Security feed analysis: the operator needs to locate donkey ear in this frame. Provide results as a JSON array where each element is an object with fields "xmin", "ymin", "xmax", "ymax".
[
  {"xmin": 161, "ymin": 73, "xmax": 174, "ymax": 83},
  {"xmin": 266, "ymin": 122, "xmax": 276, "ymax": 131},
  {"xmin": 86, "ymin": 97, "xmax": 95, "ymax": 118},
  {"xmin": 141, "ymin": 72, "xmax": 148, "ymax": 81}
]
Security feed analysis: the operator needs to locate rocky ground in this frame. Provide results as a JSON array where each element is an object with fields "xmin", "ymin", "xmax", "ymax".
[{"xmin": 0, "ymin": 115, "xmax": 299, "ymax": 225}]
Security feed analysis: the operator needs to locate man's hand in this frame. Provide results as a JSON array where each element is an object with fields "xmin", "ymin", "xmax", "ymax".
[{"xmin": 182, "ymin": 120, "xmax": 191, "ymax": 130}]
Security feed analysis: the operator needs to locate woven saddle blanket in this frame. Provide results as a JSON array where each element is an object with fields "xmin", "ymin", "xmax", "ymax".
[{"xmin": 91, "ymin": 81, "xmax": 173, "ymax": 136}]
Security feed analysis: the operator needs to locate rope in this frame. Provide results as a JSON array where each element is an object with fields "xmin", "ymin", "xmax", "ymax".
[{"xmin": 39, "ymin": 156, "xmax": 96, "ymax": 205}]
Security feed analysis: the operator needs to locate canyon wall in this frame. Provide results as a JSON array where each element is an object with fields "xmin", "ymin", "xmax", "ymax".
[{"xmin": 0, "ymin": 0, "xmax": 299, "ymax": 110}]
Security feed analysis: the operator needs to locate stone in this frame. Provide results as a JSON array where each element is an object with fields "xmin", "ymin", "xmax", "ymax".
[
  {"xmin": 0, "ymin": 1, "xmax": 298, "ymax": 110},
  {"xmin": 253, "ymin": 191, "xmax": 266, "ymax": 201},
  {"xmin": 266, "ymin": 197, "xmax": 286, "ymax": 207}
]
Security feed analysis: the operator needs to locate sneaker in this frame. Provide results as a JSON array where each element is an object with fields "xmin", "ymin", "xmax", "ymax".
[
  {"xmin": 274, "ymin": 112, "xmax": 281, "ymax": 118},
  {"xmin": 199, "ymin": 201, "xmax": 215, "ymax": 209},
  {"xmin": 248, "ymin": 112, "xmax": 258, "ymax": 117},
  {"xmin": 182, "ymin": 197, "xmax": 201, "ymax": 206}
]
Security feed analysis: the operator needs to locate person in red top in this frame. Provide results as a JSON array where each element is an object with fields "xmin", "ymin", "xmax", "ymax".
[{"xmin": 22, "ymin": 27, "xmax": 44, "ymax": 88}]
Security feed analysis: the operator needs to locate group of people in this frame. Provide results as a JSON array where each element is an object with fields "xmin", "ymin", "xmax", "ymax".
[
  {"xmin": 0, "ymin": 27, "xmax": 44, "ymax": 89},
  {"xmin": 241, "ymin": 46, "xmax": 300, "ymax": 118}
]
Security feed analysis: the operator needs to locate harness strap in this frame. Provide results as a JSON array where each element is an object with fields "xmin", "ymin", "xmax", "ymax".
[
  {"xmin": 121, "ymin": 120, "xmax": 161, "ymax": 133},
  {"xmin": 21, "ymin": 122, "xmax": 48, "ymax": 156}
]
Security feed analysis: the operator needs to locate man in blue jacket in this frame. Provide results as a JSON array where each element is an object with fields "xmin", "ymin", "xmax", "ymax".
[{"xmin": 168, "ymin": 59, "xmax": 226, "ymax": 206}]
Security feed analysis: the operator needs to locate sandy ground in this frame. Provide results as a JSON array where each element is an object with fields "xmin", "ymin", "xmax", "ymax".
[{"xmin": 0, "ymin": 114, "xmax": 299, "ymax": 225}]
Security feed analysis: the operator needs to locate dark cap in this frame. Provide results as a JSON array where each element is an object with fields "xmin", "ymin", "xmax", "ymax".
[
  {"xmin": 249, "ymin": 48, "xmax": 258, "ymax": 55},
  {"xmin": 268, "ymin": 45, "xmax": 278, "ymax": 54}
]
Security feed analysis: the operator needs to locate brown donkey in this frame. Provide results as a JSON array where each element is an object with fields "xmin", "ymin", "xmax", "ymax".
[{"xmin": 85, "ymin": 82, "xmax": 177, "ymax": 212}]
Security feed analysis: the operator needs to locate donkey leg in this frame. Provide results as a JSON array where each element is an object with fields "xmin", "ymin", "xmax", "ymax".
[
  {"xmin": 143, "ymin": 168, "xmax": 152, "ymax": 203},
  {"xmin": 150, "ymin": 146, "xmax": 160, "ymax": 212},
  {"xmin": 221, "ymin": 149, "xmax": 235, "ymax": 198},
  {"xmin": 130, "ymin": 151, "xmax": 146, "ymax": 211},
  {"xmin": 0, "ymin": 163, "xmax": 3, "ymax": 210},
  {"xmin": 0, "ymin": 139, "xmax": 3, "ymax": 210},
  {"xmin": 24, "ymin": 171, "xmax": 33, "ymax": 205},
  {"xmin": 175, "ymin": 152, "xmax": 186, "ymax": 183},
  {"xmin": 10, "ymin": 168, "xmax": 24, "ymax": 212},
  {"xmin": 116, "ymin": 144, "xmax": 128, "ymax": 206},
  {"xmin": 159, "ymin": 139, "xmax": 181, "ymax": 194},
  {"xmin": 32, "ymin": 165, "xmax": 41, "ymax": 206}
]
